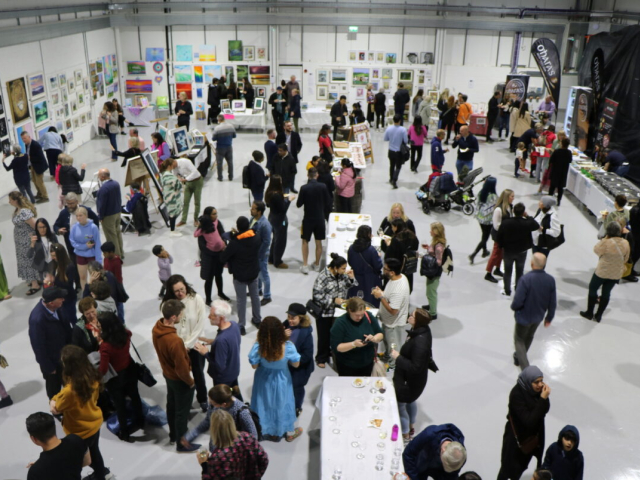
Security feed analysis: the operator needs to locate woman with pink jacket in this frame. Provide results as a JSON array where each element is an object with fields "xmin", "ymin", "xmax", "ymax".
[{"xmin": 335, "ymin": 158, "xmax": 357, "ymax": 213}]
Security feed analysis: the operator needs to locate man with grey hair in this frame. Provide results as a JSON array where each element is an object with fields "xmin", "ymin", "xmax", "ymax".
[
  {"xmin": 53, "ymin": 192, "xmax": 100, "ymax": 262},
  {"xmin": 511, "ymin": 252, "xmax": 556, "ymax": 369},
  {"xmin": 2, "ymin": 144, "xmax": 35, "ymax": 202},
  {"xmin": 404, "ymin": 423, "xmax": 467, "ymax": 479},
  {"xmin": 194, "ymin": 299, "xmax": 243, "ymax": 400}
]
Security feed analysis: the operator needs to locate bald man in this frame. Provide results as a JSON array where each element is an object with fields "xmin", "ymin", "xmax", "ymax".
[
  {"xmin": 510, "ymin": 252, "xmax": 556, "ymax": 369},
  {"xmin": 96, "ymin": 168, "xmax": 124, "ymax": 258},
  {"xmin": 452, "ymin": 125, "xmax": 479, "ymax": 176}
]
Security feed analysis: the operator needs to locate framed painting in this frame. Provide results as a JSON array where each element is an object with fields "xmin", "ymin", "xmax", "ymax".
[
  {"xmin": 348, "ymin": 51, "xmax": 357, "ymax": 62},
  {"xmin": 256, "ymin": 87, "xmax": 266, "ymax": 97},
  {"xmin": 328, "ymin": 92, "xmax": 339, "ymax": 101},
  {"xmin": 176, "ymin": 83, "xmax": 192, "ymax": 100},
  {"xmin": 73, "ymin": 116, "xmax": 80, "ymax": 129},
  {"xmin": 174, "ymin": 65, "xmax": 192, "ymax": 82},
  {"xmin": 33, "ymin": 99, "xmax": 49, "ymax": 126},
  {"xmin": 228, "ymin": 41, "xmax": 243, "ymax": 61},
  {"xmin": 127, "ymin": 61, "xmax": 146, "ymax": 75},
  {"xmin": 385, "ymin": 53, "xmax": 397, "ymax": 64},
  {"xmin": 399, "ymin": 70, "xmax": 414, "ymax": 82},
  {"xmin": 376, "ymin": 51, "xmax": 384, "ymax": 62},
  {"xmin": 66, "ymin": 130, "xmax": 74, "ymax": 143},
  {"xmin": 146, "ymin": 47, "xmax": 165, "ymax": 62},
  {"xmin": 0, "ymin": 117, "xmax": 7, "ymax": 138},
  {"xmin": 77, "ymin": 91, "xmax": 86, "ymax": 108},
  {"xmin": 381, "ymin": 68, "xmax": 393, "ymax": 79},
  {"xmin": 49, "ymin": 75, "xmax": 58, "ymax": 91},
  {"xmin": 372, "ymin": 69, "xmax": 380, "ymax": 79},
  {"xmin": 126, "ymin": 79, "xmax": 153, "ymax": 94},
  {"xmin": 71, "ymin": 99, "xmax": 78, "ymax": 113},
  {"xmin": 6, "ymin": 77, "xmax": 31, "ymax": 123},
  {"xmin": 176, "ymin": 45, "xmax": 193, "ymax": 62},
  {"xmin": 58, "ymin": 73, "xmax": 67, "ymax": 87},
  {"xmin": 68, "ymin": 76, "xmax": 76, "ymax": 93},
  {"xmin": 356, "ymin": 87, "xmax": 365, "ymax": 99},
  {"xmin": 141, "ymin": 148, "xmax": 160, "ymax": 179},
  {"xmin": 352, "ymin": 68, "xmax": 370, "ymax": 86},
  {"xmin": 232, "ymin": 99, "xmax": 246, "ymax": 112},
  {"xmin": 236, "ymin": 65, "xmax": 249, "ymax": 82},
  {"xmin": 329, "ymin": 84, "xmax": 339, "ymax": 92},
  {"xmin": 249, "ymin": 66, "xmax": 269, "ymax": 85},
  {"xmin": 257, "ymin": 47, "xmax": 266, "ymax": 60},
  {"xmin": 317, "ymin": 85, "xmax": 328, "ymax": 100},
  {"xmin": 194, "ymin": 65, "xmax": 204, "ymax": 83},
  {"xmin": 170, "ymin": 126, "xmax": 192, "ymax": 154},
  {"xmin": 317, "ymin": 70, "xmax": 329, "ymax": 84},
  {"xmin": 65, "ymin": 119, "xmax": 72, "ymax": 130},
  {"xmin": 204, "ymin": 65, "xmax": 222, "ymax": 83},
  {"xmin": 243, "ymin": 46, "xmax": 255, "ymax": 61},
  {"xmin": 27, "ymin": 72, "xmax": 46, "ymax": 100},
  {"xmin": 358, "ymin": 51, "xmax": 366, "ymax": 61},
  {"xmin": 407, "ymin": 52, "xmax": 419, "ymax": 64},
  {"xmin": 331, "ymin": 69, "xmax": 347, "ymax": 83},
  {"xmin": 198, "ymin": 44, "xmax": 216, "ymax": 62},
  {"xmin": 61, "ymin": 87, "xmax": 68, "ymax": 102},
  {"xmin": 36, "ymin": 124, "xmax": 51, "ymax": 140},
  {"xmin": 75, "ymin": 70, "xmax": 83, "ymax": 85},
  {"xmin": 253, "ymin": 98, "xmax": 264, "ymax": 110},
  {"xmin": 2, "ymin": 138, "xmax": 11, "ymax": 157},
  {"xmin": 220, "ymin": 99, "xmax": 231, "ymax": 111},
  {"xmin": 368, "ymin": 51, "xmax": 375, "ymax": 62}
]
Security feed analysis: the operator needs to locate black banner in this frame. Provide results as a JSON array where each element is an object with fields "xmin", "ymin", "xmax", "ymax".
[
  {"xmin": 504, "ymin": 74, "xmax": 529, "ymax": 103},
  {"xmin": 531, "ymin": 38, "xmax": 562, "ymax": 111},
  {"xmin": 591, "ymin": 48, "xmax": 605, "ymax": 113},
  {"xmin": 596, "ymin": 98, "xmax": 619, "ymax": 149}
]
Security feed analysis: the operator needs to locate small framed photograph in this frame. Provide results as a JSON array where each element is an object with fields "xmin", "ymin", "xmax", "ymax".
[
  {"xmin": 385, "ymin": 53, "xmax": 397, "ymax": 64},
  {"xmin": 358, "ymin": 51, "xmax": 366, "ymax": 61},
  {"xmin": 328, "ymin": 92, "xmax": 339, "ymax": 101},
  {"xmin": 399, "ymin": 70, "xmax": 413, "ymax": 82},
  {"xmin": 367, "ymin": 51, "xmax": 375, "ymax": 62},
  {"xmin": 223, "ymin": 108, "xmax": 233, "ymax": 115},
  {"xmin": 256, "ymin": 87, "xmax": 266, "ymax": 97},
  {"xmin": 329, "ymin": 84, "xmax": 339, "ymax": 92},
  {"xmin": 257, "ymin": 47, "xmax": 266, "ymax": 60},
  {"xmin": 220, "ymin": 99, "xmax": 231, "ymax": 111},
  {"xmin": 317, "ymin": 70, "xmax": 329, "ymax": 84},
  {"xmin": 232, "ymin": 99, "xmax": 246, "ymax": 112},
  {"xmin": 428, "ymin": 90, "xmax": 439, "ymax": 102},
  {"xmin": 421, "ymin": 52, "xmax": 434, "ymax": 64},
  {"xmin": 356, "ymin": 87, "xmax": 365, "ymax": 99},
  {"xmin": 317, "ymin": 85, "xmax": 328, "ymax": 100},
  {"xmin": 331, "ymin": 69, "xmax": 347, "ymax": 83},
  {"xmin": 348, "ymin": 51, "xmax": 357, "ymax": 62},
  {"xmin": 253, "ymin": 98, "xmax": 264, "ymax": 110},
  {"xmin": 243, "ymin": 46, "xmax": 255, "ymax": 61},
  {"xmin": 376, "ymin": 51, "xmax": 384, "ymax": 62}
]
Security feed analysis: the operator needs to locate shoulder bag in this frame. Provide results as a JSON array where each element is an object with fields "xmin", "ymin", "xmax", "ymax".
[
  {"xmin": 509, "ymin": 415, "xmax": 539, "ymax": 455},
  {"xmin": 131, "ymin": 341, "xmax": 157, "ymax": 387},
  {"xmin": 400, "ymin": 141, "xmax": 410, "ymax": 163},
  {"xmin": 306, "ymin": 299, "xmax": 323, "ymax": 319},
  {"xmin": 402, "ymin": 249, "xmax": 418, "ymax": 275}
]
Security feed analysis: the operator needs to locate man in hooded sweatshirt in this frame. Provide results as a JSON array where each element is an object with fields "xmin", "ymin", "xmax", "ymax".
[
  {"xmin": 152, "ymin": 299, "xmax": 199, "ymax": 453},
  {"xmin": 542, "ymin": 425, "xmax": 584, "ymax": 480}
]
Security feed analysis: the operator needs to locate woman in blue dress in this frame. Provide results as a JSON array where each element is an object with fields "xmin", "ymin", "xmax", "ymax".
[{"xmin": 249, "ymin": 316, "xmax": 303, "ymax": 442}]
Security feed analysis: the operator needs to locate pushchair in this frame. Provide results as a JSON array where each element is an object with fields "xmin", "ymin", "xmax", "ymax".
[
  {"xmin": 416, "ymin": 170, "xmax": 457, "ymax": 214},
  {"xmin": 449, "ymin": 167, "xmax": 490, "ymax": 215}
]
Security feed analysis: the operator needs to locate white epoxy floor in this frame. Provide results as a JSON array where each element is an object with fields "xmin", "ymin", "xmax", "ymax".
[{"xmin": 0, "ymin": 118, "xmax": 638, "ymax": 480}]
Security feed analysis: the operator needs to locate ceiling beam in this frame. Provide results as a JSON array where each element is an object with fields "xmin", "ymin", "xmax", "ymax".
[
  {"xmin": 0, "ymin": 3, "xmax": 109, "ymax": 19},
  {"xmin": 0, "ymin": 17, "xmax": 110, "ymax": 48}
]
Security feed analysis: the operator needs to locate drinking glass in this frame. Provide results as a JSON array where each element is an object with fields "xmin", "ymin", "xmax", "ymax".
[
  {"xmin": 377, "ymin": 442, "xmax": 386, "ymax": 451},
  {"xmin": 197, "ymin": 446, "xmax": 209, "ymax": 462},
  {"xmin": 332, "ymin": 466, "xmax": 343, "ymax": 480},
  {"xmin": 379, "ymin": 429, "xmax": 388, "ymax": 440},
  {"xmin": 353, "ymin": 427, "xmax": 363, "ymax": 439},
  {"xmin": 375, "ymin": 462, "xmax": 384, "ymax": 471},
  {"xmin": 393, "ymin": 447, "xmax": 403, "ymax": 457},
  {"xmin": 376, "ymin": 454, "xmax": 384, "ymax": 461}
]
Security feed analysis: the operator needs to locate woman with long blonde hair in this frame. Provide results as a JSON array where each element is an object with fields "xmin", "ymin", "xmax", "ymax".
[
  {"xmin": 485, "ymin": 189, "xmax": 515, "ymax": 283},
  {"xmin": 249, "ymin": 316, "xmax": 303, "ymax": 442},
  {"xmin": 422, "ymin": 222, "xmax": 447, "ymax": 320},
  {"xmin": 9, "ymin": 191, "xmax": 39, "ymax": 295}
]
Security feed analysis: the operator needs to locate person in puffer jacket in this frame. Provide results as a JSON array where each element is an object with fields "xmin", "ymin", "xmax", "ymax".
[
  {"xmin": 58, "ymin": 154, "xmax": 86, "ymax": 196},
  {"xmin": 542, "ymin": 425, "xmax": 584, "ymax": 480}
]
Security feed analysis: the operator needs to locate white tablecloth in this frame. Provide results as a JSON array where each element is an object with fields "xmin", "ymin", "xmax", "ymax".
[
  {"xmin": 566, "ymin": 165, "xmax": 616, "ymax": 215},
  {"xmin": 319, "ymin": 376, "xmax": 405, "ymax": 480},
  {"xmin": 326, "ymin": 213, "xmax": 373, "ymax": 264},
  {"xmin": 226, "ymin": 111, "xmax": 266, "ymax": 131},
  {"xmin": 123, "ymin": 106, "xmax": 157, "ymax": 127},
  {"xmin": 300, "ymin": 107, "xmax": 331, "ymax": 131}
]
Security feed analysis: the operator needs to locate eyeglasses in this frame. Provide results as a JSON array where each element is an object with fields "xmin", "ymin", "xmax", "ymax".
[{"xmin": 173, "ymin": 287, "xmax": 187, "ymax": 294}]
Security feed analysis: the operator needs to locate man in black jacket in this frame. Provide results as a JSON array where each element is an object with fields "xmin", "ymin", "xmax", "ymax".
[
  {"xmin": 220, "ymin": 216, "xmax": 262, "ymax": 335},
  {"xmin": 21, "ymin": 131, "xmax": 49, "ymax": 203},
  {"xmin": 273, "ymin": 144, "xmax": 297, "ymax": 195},
  {"xmin": 486, "ymin": 91, "xmax": 501, "ymax": 142},
  {"xmin": 247, "ymin": 151, "xmax": 267, "ymax": 202},
  {"xmin": 28, "ymin": 287, "xmax": 73, "ymax": 399},
  {"xmin": 276, "ymin": 121, "xmax": 303, "ymax": 193},
  {"xmin": 393, "ymin": 83, "xmax": 410, "ymax": 125},
  {"xmin": 207, "ymin": 78, "xmax": 220, "ymax": 125},
  {"xmin": 269, "ymin": 86, "xmax": 288, "ymax": 135},
  {"xmin": 496, "ymin": 203, "xmax": 540, "ymax": 296},
  {"xmin": 330, "ymin": 96, "xmax": 348, "ymax": 141},
  {"xmin": 264, "ymin": 129, "xmax": 278, "ymax": 173},
  {"xmin": 53, "ymin": 192, "xmax": 100, "ymax": 262},
  {"xmin": 297, "ymin": 167, "xmax": 332, "ymax": 274}
]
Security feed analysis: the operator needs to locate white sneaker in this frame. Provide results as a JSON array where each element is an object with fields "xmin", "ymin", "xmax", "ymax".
[
  {"xmin": 301, "ymin": 265, "xmax": 309, "ymax": 274},
  {"xmin": 170, "ymin": 231, "xmax": 183, "ymax": 237},
  {"xmin": 310, "ymin": 263, "xmax": 319, "ymax": 272}
]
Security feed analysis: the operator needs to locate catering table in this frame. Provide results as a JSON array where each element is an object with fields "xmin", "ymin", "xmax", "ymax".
[
  {"xmin": 225, "ymin": 111, "xmax": 266, "ymax": 131},
  {"xmin": 326, "ymin": 213, "xmax": 373, "ymax": 264},
  {"xmin": 318, "ymin": 376, "xmax": 405, "ymax": 480},
  {"xmin": 300, "ymin": 107, "xmax": 331, "ymax": 131},
  {"xmin": 123, "ymin": 106, "xmax": 157, "ymax": 127},
  {"xmin": 566, "ymin": 164, "xmax": 617, "ymax": 215}
]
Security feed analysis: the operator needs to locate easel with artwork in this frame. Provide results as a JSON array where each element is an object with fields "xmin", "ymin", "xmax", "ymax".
[
  {"xmin": 350, "ymin": 122, "xmax": 375, "ymax": 164},
  {"xmin": 124, "ymin": 150, "xmax": 162, "ymax": 214}
]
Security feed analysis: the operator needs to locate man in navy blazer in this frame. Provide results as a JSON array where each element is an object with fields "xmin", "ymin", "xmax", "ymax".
[
  {"xmin": 96, "ymin": 168, "xmax": 124, "ymax": 259},
  {"xmin": 53, "ymin": 192, "xmax": 99, "ymax": 262},
  {"xmin": 264, "ymin": 129, "xmax": 278, "ymax": 173},
  {"xmin": 21, "ymin": 131, "xmax": 49, "ymax": 203},
  {"xmin": 276, "ymin": 121, "xmax": 303, "ymax": 193},
  {"xmin": 28, "ymin": 287, "xmax": 73, "ymax": 399}
]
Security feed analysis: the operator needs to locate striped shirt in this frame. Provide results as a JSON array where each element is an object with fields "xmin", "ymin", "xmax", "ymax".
[{"xmin": 211, "ymin": 122, "xmax": 237, "ymax": 148}]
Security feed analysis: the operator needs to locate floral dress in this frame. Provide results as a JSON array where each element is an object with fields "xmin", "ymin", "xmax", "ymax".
[
  {"xmin": 160, "ymin": 171, "xmax": 183, "ymax": 218},
  {"xmin": 13, "ymin": 208, "xmax": 38, "ymax": 281},
  {"xmin": 0, "ymin": 234, "xmax": 9, "ymax": 298},
  {"xmin": 201, "ymin": 431, "xmax": 269, "ymax": 480}
]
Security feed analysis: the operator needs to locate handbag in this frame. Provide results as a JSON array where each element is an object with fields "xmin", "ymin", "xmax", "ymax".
[
  {"xmin": 371, "ymin": 357, "xmax": 387, "ymax": 377},
  {"xmin": 402, "ymin": 250, "xmax": 418, "ymax": 275},
  {"xmin": 420, "ymin": 254, "xmax": 442, "ymax": 278},
  {"xmin": 509, "ymin": 415, "xmax": 539, "ymax": 455},
  {"xmin": 306, "ymin": 299, "xmax": 323, "ymax": 319},
  {"xmin": 539, "ymin": 225, "xmax": 565, "ymax": 250},
  {"xmin": 400, "ymin": 141, "xmax": 410, "ymax": 163},
  {"xmin": 131, "ymin": 341, "xmax": 157, "ymax": 388}
]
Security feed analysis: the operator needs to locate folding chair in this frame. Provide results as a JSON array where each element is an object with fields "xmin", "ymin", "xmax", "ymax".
[
  {"xmin": 120, "ymin": 213, "xmax": 136, "ymax": 233},
  {"xmin": 81, "ymin": 172, "xmax": 100, "ymax": 204}
]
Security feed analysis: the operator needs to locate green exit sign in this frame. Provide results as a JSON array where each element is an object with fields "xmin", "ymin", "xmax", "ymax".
[{"xmin": 348, "ymin": 26, "xmax": 358, "ymax": 33}]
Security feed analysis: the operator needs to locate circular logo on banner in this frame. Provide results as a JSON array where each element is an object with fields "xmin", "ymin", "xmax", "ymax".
[
  {"xmin": 155, "ymin": 76, "xmax": 163, "ymax": 84},
  {"xmin": 505, "ymin": 79, "xmax": 526, "ymax": 102},
  {"xmin": 153, "ymin": 62, "xmax": 164, "ymax": 73}
]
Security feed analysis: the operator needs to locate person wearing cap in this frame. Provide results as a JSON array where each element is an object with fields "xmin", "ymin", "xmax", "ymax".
[
  {"xmin": 28, "ymin": 287, "xmax": 73, "ymax": 399},
  {"xmin": 283, "ymin": 303, "xmax": 314, "ymax": 417},
  {"xmin": 268, "ymin": 87, "xmax": 288, "ymax": 135},
  {"xmin": 532, "ymin": 196, "xmax": 561, "ymax": 258}
]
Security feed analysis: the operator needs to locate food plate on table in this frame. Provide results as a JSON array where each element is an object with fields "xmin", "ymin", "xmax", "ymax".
[
  {"xmin": 352, "ymin": 378, "xmax": 366, "ymax": 388},
  {"xmin": 369, "ymin": 418, "xmax": 383, "ymax": 428}
]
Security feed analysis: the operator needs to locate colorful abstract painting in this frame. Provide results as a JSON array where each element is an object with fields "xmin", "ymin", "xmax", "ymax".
[
  {"xmin": 249, "ymin": 66, "xmax": 270, "ymax": 86},
  {"xmin": 127, "ymin": 61, "xmax": 146, "ymax": 75},
  {"xmin": 174, "ymin": 65, "xmax": 192, "ymax": 82},
  {"xmin": 236, "ymin": 65, "xmax": 248, "ymax": 81},
  {"xmin": 125, "ymin": 79, "xmax": 153, "ymax": 94},
  {"xmin": 198, "ymin": 45, "xmax": 216, "ymax": 62},
  {"xmin": 194, "ymin": 66, "xmax": 203, "ymax": 83},
  {"xmin": 228, "ymin": 41, "xmax": 243, "ymax": 61},
  {"xmin": 176, "ymin": 45, "xmax": 193, "ymax": 62},
  {"xmin": 176, "ymin": 83, "xmax": 192, "ymax": 100},
  {"xmin": 204, "ymin": 65, "xmax": 222, "ymax": 83},
  {"xmin": 146, "ymin": 47, "xmax": 164, "ymax": 62}
]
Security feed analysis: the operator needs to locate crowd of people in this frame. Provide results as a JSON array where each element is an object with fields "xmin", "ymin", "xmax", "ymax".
[{"xmin": 0, "ymin": 80, "xmax": 632, "ymax": 480}]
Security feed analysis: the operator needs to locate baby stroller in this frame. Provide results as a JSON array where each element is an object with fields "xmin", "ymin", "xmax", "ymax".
[
  {"xmin": 449, "ymin": 167, "xmax": 490, "ymax": 215},
  {"xmin": 416, "ymin": 170, "xmax": 457, "ymax": 214}
]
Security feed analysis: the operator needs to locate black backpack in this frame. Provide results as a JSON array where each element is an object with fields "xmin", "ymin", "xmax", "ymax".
[
  {"xmin": 442, "ymin": 245, "xmax": 454, "ymax": 275},
  {"xmin": 242, "ymin": 165, "xmax": 251, "ymax": 189},
  {"xmin": 234, "ymin": 404, "xmax": 263, "ymax": 441}
]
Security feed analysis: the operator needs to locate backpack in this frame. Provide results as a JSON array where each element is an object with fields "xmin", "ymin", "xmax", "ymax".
[
  {"xmin": 402, "ymin": 249, "xmax": 418, "ymax": 275},
  {"xmin": 441, "ymin": 245, "xmax": 454, "ymax": 275},
  {"xmin": 420, "ymin": 254, "xmax": 442, "ymax": 278},
  {"xmin": 242, "ymin": 165, "xmax": 251, "ymax": 189},
  {"xmin": 234, "ymin": 404, "xmax": 263, "ymax": 441}
]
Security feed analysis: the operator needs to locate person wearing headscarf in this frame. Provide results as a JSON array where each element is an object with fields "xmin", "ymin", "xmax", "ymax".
[{"xmin": 497, "ymin": 366, "xmax": 551, "ymax": 480}]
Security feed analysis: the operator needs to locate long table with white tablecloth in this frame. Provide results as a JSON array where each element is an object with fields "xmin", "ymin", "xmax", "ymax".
[
  {"xmin": 326, "ymin": 213, "xmax": 373, "ymax": 264},
  {"xmin": 318, "ymin": 376, "xmax": 405, "ymax": 480},
  {"xmin": 566, "ymin": 164, "xmax": 617, "ymax": 215}
]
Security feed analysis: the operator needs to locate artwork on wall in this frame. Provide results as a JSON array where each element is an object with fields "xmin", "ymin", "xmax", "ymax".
[
  {"xmin": 75, "ymin": 70, "xmax": 83, "ymax": 85},
  {"xmin": 385, "ymin": 53, "xmax": 397, "ymax": 64},
  {"xmin": 0, "ymin": 117, "xmax": 7, "ymax": 137},
  {"xmin": 153, "ymin": 62, "xmax": 164, "ymax": 73},
  {"xmin": 368, "ymin": 51, "xmax": 375, "ymax": 62},
  {"xmin": 51, "ymin": 92, "xmax": 60, "ymax": 106},
  {"xmin": 243, "ymin": 46, "xmax": 255, "ymax": 61},
  {"xmin": 331, "ymin": 69, "xmax": 347, "ymax": 83},
  {"xmin": 376, "ymin": 51, "xmax": 384, "ymax": 62},
  {"xmin": 196, "ymin": 88, "xmax": 203, "ymax": 99},
  {"xmin": 80, "ymin": 113, "xmax": 87, "ymax": 125},
  {"xmin": 328, "ymin": 92, "xmax": 338, "ymax": 101},
  {"xmin": 64, "ymin": 103, "xmax": 70, "ymax": 118},
  {"xmin": 317, "ymin": 85, "xmax": 328, "ymax": 100},
  {"xmin": 329, "ymin": 84, "xmax": 339, "ymax": 93},
  {"xmin": 77, "ymin": 92, "xmax": 86, "ymax": 108},
  {"xmin": 198, "ymin": 44, "xmax": 216, "ymax": 62},
  {"xmin": 0, "ymin": 94, "xmax": 4, "ymax": 116},
  {"xmin": 65, "ymin": 119, "xmax": 72, "ymax": 130},
  {"xmin": 352, "ymin": 68, "xmax": 370, "ymax": 86},
  {"xmin": 348, "ymin": 51, "xmax": 356, "ymax": 62},
  {"xmin": 49, "ymin": 76, "xmax": 58, "ymax": 91},
  {"xmin": 126, "ymin": 79, "xmax": 153, "ymax": 94},
  {"xmin": 236, "ymin": 65, "xmax": 249, "ymax": 81},
  {"xmin": 407, "ymin": 53, "xmax": 419, "ymax": 64},
  {"xmin": 358, "ymin": 51, "xmax": 366, "ymax": 61},
  {"xmin": 372, "ymin": 69, "xmax": 380, "ymax": 79},
  {"xmin": 33, "ymin": 100, "xmax": 49, "ymax": 126},
  {"xmin": 66, "ymin": 130, "xmax": 74, "ymax": 143},
  {"xmin": 176, "ymin": 83, "xmax": 193, "ymax": 100},
  {"xmin": 55, "ymin": 120, "xmax": 64, "ymax": 132},
  {"xmin": 381, "ymin": 68, "xmax": 393, "ymax": 79},
  {"xmin": 176, "ymin": 45, "xmax": 193, "ymax": 62},
  {"xmin": 383, "ymin": 80, "xmax": 390, "ymax": 90},
  {"xmin": 174, "ymin": 65, "xmax": 192, "ymax": 82},
  {"xmin": 249, "ymin": 66, "xmax": 269, "ymax": 86},
  {"xmin": 257, "ymin": 47, "xmax": 266, "ymax": 60},
  {"xmin": 253, "ymin": 98, "xmax": 264, "ymax": 110},
  {"xmin": 68, "ymin": 76, "xmax": 76, "ymax": 93},
  {"xmin": 317, "ymin": 70, "xmax": 328, "ymax": 84},
  {"xmin": 371, "ymin": 81, "xmax": 379, "ymax": 91},
  {"xmin": 194, "ymin": 65, "xmax": 204, "ymax": 83},
  {"xmin": 127, "ymin": 61, "xmax": 146, "ymax": 75},
  {"xmin": 104, "ymin": 55, "xmax": 113, "ymax": 85},
  {"xmin": 204, "ymin": 65, "xmax": 222, "ymax": 83},
  {"xmin": 73, "ymin": 117, "xmax": 80, "ymax": 129},
  {"xmin": 58, "ymin": 73, "xmax": 67, "ymax": 87},
  {"xmin": 2, "ymin": 138, "xmax": 10, "ymax": 156},
  {"xmin": 28, "ymin": 73, "xmax": 46, "ymax": 100},
  {"xmin": 421, "ymin": 52, "xmax": 434, "ymax": 64},
  {"xmin": 146, "ymin": 47, "xmax": 165, "ymax": 62},
  {"xmin": 220, "ymin": 100, "xmax": 231, "ymax": 111},
  {"xmin": 84, "ymin": 77, "xmax": 90, "ymax": 91},
  {"xmin": 36, "ymin": 124, "xmax": 51, "ymax": 140},
  {"xmin": 61, "ymin": 87, "xmax": 68, "ymax": 103},
  {"xmin": 256, "ymin": 87, "xmax": 266, "ymax": 97},
  {"xmin": 225, "ymin": 66, "xmax": 235, "ymax": 83},
  {"xmin": 71, "ymin": 99, "xmax": 78, "ymax": 113},
  {"xmin": 356, "ymin": 87, "xmax": 365, "ymax": 99},
  {"xmin": 16, "ymin": 121, "xmax": 34, "ymax": 152},
  {"xmin": 170, "ymin": 127, "xmax": 191, "ymax": 154},
  {"xmin": 399, "ymin": 70, "xmax": 413, "ymax": 82},
  {"xmin": 6, "ymin": 77, "xmax": 30, "ymax": 123},
  {"xmin": 228, "ymin": 41, "xmax": 243, "ymax": 61}
]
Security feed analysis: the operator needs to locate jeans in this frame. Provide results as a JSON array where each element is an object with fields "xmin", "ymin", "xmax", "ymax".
[
  {"xmin": 106, "ymin": 362, "xmax": 143, "ymax": 436},
  {"xmin": 456, "ymin": 159, "xmax": 473, "ymax": 176},
  {"xmin": 181, "ymin": 177, "xmax": 203, "ymax": 223},
  {"xmin": 258, "ymin": 253, "xmax": 271, "ymax": 300},
  {"xmin": 381, "ymin": 323, "xmax": 405, "ymax": 367},
  {"xmin": 513, "ymin": 321, "xmax": 541, "ymax": 369},
  {"xmin": 315, "ymin": 316, "xmax": 333, "ymax": 364},
  {"xmin": 410, "ymin": 145, "xmax": 423, "ymax": 171},
  {"xmin": 84, "ymin": 430, "xmax": 106, "ymax": 479},
  {"xmin": 426, "ymin": 276, "xmax": 440, "ymax": 316},
  {"xmin": 216, "ymin": 146, "xmax": 234, "ymax": 180},
  {"xmin": 188, "ymin": 348, "xmax": 208, "ymax": 404},
  {"xmin": 17, "ymin": 182, "xmax": 36, "ymax": 203},
  {"xmin": 268, "ymin": 213, "xmax": 288, "ymax": 266},
  {"xmin": 45, "ymin": 149, "xmax": 62, "ymax": 176},
  {"xmin": 233, "ymin": 277, "xmax": 261, "ymax": 327},
  {"xmin": 101, "ymin": 213, "xmax": 124, "ymax": 258},
  {"xmin": 398, "ymin": 401, "xmax": 418, "ymax": 435},
  {"xmin": 588, "ymin": 273, "xmax": 618, "ymax": 301},
  {"xmin": 116, "ymin": 301, "xmax": 125, "ymax": 323},
  {"xmin": 108, "ymin": 132, "xmax": 118, "ymax": 159},
  {"xmin": 252, "ymin": 188, "xmax": 264, "ymax": 202},
  {"xmin": 503, "ymin": 250, "xmax": 527, "ymax": 294},
  {"xmin": 498, "ymin": 115, "xmax": 510, "ymax": 138},
  {"xmin": 165, "ymin": 376, "xmax": 195, "ymax": 442},
  {"xmin": 388, "ymin": 150, "xmax": 403, "ymax": 183}
]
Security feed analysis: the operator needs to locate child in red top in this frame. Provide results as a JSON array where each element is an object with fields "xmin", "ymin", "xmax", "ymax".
[{"xmin": 101, "ymin": 241, "xmax": 123, "ymax": 284}]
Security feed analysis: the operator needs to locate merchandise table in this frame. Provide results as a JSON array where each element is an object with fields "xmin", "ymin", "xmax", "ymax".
[
  {"xmin": 326, "ymin": 213, "xmax": 373, "ymax": 264},
  {"xmin": 225, "ymin": 111, "xmax": 266, "ymax": 131},
  {"xmin": 300, "ymin": 107, "xmax": 331, "ymax": 131},
  {"xmin": 318, "ymin": 376, "xmax": 405, "ymax": 480},
  {"xmin": 123, "ymin": 106, "xmax": 157, "ymax": 128},
  {"xmin": 566, "ymin": 164, "xmax": 617, "ymax": 215}
]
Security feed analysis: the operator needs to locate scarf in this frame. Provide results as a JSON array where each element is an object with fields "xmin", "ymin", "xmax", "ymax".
[{"xmin": 517, "ymin": 365, "xmax": 544, "ymax": 396}]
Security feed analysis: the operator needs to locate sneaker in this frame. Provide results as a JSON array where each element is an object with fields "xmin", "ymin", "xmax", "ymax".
[
  {"xmin": 240, "ymin": 326, "xmax": 246, "ymax": 336},
  {"xmin": 260, "ymin": 297, "xmax": 272, "ymax": 306},
  {"xmin": 251, "ymin": 319, "xmax": 261, "ymax": 328},
  {"xmin": 285, "ymin": 427, "xmax": 304, "ymax": 442},
  {"xmin": 501, "ymin": 289, "xmax": 511, "ymax": 297},
  {"xmin": 513, "ymin": 353, "xmax": 520, "ymax": 367},
  {"xmin": 493, "ymin": 269, "xmax": 504, "ymax": 277},
  {"xmin": 430, "ymin": 314, "xmax": 438, "ymax": 320},
  {"xmin": 170, "ymin": 231, "xmax": 183, "ymax": 237},
  {"xmin": 276, "ymin": 263, "xmax": 289, "ymax": 269},
  {"xmin": 301, "ymin": 265, "xmax": 309, "ymax": 274},
  {"xmin": 482, "ymin": 250, "xmax": 490, "ymax": 258},
  {"xmin": 485, "ymin": 273, "xmax": 499, "ymax": 283},
  {"xmin": 468, "ymin": 254, "xmax": 475, "ymax": 265},
  {"xmin": 0, "ymin": 396, "xmax": 13, "ymax": 409},
  {"xmin": 177, "ymin": 442, "xmax": 201, "ymax": 453},
  {"xmin": 310, "ymin": 263, "xmax": 320, "ymax": 272},
  {"xmin": 218, "ymin": 293, "xmax": 230, "ymax": 301}
]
